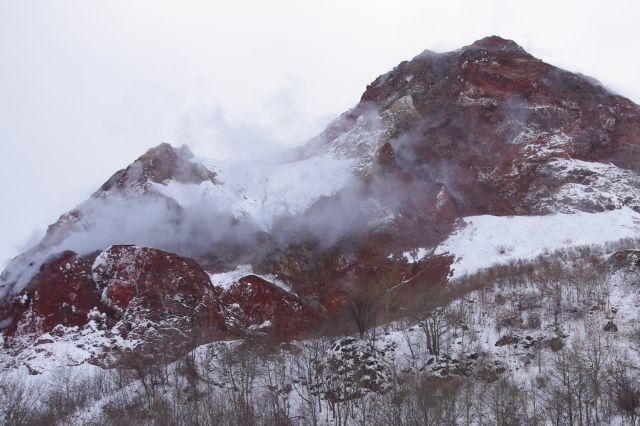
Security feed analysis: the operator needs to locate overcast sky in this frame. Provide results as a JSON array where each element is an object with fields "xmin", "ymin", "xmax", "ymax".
[{"xmin": 1, "ymin": 0, "xmax": 639, "ymax": 267}]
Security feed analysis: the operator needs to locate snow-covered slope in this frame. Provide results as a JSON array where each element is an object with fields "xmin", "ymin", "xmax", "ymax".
[
  {"xmin": 436, "ymin": 207, "xmax": 640, "ymax": 278},
  {"xmin": 6, "ymin": 244, "xmax": 640, "ymax": 425},
  {"xmin": 154, "ymin": 152, "xmax": 357, "ymax": 231}
]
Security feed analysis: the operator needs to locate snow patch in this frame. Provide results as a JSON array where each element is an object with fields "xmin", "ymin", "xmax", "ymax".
[
  {"xmin": 207, "ymin": 265, "xmax": 253, "ymax": 290},
  {"xmin": 208, "ymin": 265, "xmax": 295, "ymax": 295},
  {"xmin": 436, "ymin": 208, "xmax": 640, "ymax": 279},
  {"xmin": 402, "ymin": 248, "xmax": 430, "ymax": 263},
  {"xmin": 90, "ymin": 246, "xmax": 112, "ymax": 286},
  {"xmin": 248, "ymin": 320, "xmax": 272, "ymax": 331}
]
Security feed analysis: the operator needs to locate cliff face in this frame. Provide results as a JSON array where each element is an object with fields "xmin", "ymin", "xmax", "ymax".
[
  {"xmin": 344, "ymin": 35, "xmax": 640, "ymax": 215},
  {"xmin": 2, "ymin": 36, "xmax": 640, "ymax": 371}
]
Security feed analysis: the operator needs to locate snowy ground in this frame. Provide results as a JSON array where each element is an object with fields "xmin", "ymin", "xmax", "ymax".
[{"xmin": 435, "ymin": 207, "xmax": 640, "ymax": 279}]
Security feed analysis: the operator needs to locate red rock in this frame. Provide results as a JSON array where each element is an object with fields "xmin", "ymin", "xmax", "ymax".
[
  {"xmin": 1, "ymin": 250, "xmax": 99, "ymax": 336},
  {"xmin": 92, "ymin": 245, "xmax": 227, "ymax": 344},
  {"xmin": 377, "ymin": 142, "xmax": 396, "ymax": 166},
  {"xmin": 30, "ymin": 144, "xmax": 217, "ymax": 253},
  {"xmin": 2, "ymin": 245, "xmax": 229, "ymax": 365},
  {"xmin": 221, "ymin": 274, "xmax": 319, "ymax": 340},
  {"xmin": 354, "ymin": 35, "xmax": 640, "ymax": 216},
  {"xmin": 97, "ymin": 143, "xmax": 216, "ymax": 194}
]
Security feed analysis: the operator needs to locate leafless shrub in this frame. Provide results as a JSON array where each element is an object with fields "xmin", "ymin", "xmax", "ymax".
[{"xmin": 0, "ymin": 371, "xmax": 40, "ymax": 426}]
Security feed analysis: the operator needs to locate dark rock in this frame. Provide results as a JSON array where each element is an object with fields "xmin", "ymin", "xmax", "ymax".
[
  {"xmin": 495, "ymin": 335, "xmax": 519, "ymax": 347},
  {"xmin": 549, "ymin": 336, "xmax": 564, "ymax": 352},
  {"xmin": 610, "ymin": 250, "xmax": 640, "ymax": 271},
  {"xmin": 604, "ymin": 321, "xmax": 619, "ymax": 333}
]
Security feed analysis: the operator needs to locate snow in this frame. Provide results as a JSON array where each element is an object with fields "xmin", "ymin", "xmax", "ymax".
[
  {"xmin": 0, "ymin": 253, "xmax": 48, "ymax": 301},
  {"xmin": 541, "ymin": 158, "xmax": 640, "ymax": 212},
  {"xmin": 248, "ymin": 320, "xmax": 272, "ymax": 331},
  {"xmin": 0, "ymin": 110, "xmax": 389, "ymax": 300},
  {"xmin": 521, "ymin": 132, "xmax": 570, "ymax": 160},
  {"xmin": 90, "ymin": 246, "xmax": 112, "ymax": 287},
  {"xmin": 208, "ymin": 264, "xmax": 295, "ymax": 294},
  {"xmin": 153, "ymin": 151, "xmax": 356, "ymax": 231},
  {"xmin": 258, "ymin": 272, "xmax": 295, "ymax": 294},
  {"xmin": 0, "ymin": 316, "xmax": 142, "ymax": 375},
  {"xmin": 322, "ymin": 113, "xmax": 388, "ymax": 173},
  {"xmin": 458, "ymin": 91, "xmax": 499, "ymax": 107},
  {"xmin": 207, "ymin": 265, "xmax": 253, "ymax": 290},
  {"xmin": 4, "ymin": 245, "xmax": 640, "ymax": 424},
  {"xmin": 551, "ymin": 158, "xmax": 632, "ymax": 182},
  {"xmin": 508, "ymin": 126, "xmax": 572, "ymax": 166},
  {"xmin": 402, "ymin": 247, "xmax": 430, "ymax": 263},
  {"xmin": 435, "ymin": 187, "xmax": 447, "ymax": 209},
  {"xmin": 436, "ymin": 207, "xmax": 640, "ymax": 279},
  {"xmin": 514, "ymin": 157, "xmax": 640, "ymax": 213}
]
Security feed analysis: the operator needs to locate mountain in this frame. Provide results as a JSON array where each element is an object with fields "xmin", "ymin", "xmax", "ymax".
[{"xmin": 2, "ymin": 36, "xmax": 640, "ymax": 373}]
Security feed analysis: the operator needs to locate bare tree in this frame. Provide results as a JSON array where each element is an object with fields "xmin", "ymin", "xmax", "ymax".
[
  {"xmin": 581, "ymin": 333, "xmax": 610, "ymax": 424},
  {"xmin": 418, "ymin": 287, "xmax": 451, "ymax": 356},
  {"xmin": 347, "ymin": 290, "xmax": 377, "ymax": 339},
  {"xmin": 609, "ymin": 357, "xmax": 640, "ymax": 423}
]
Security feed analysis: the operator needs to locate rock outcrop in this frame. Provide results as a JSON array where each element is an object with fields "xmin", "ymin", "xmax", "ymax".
[
  {"xmin": 222, "ymin": 275, "xmax": 319, "ymax": 340},
  {"xmin": 1, "ymin": 245, "xmax": 320, "ymax": 368}
]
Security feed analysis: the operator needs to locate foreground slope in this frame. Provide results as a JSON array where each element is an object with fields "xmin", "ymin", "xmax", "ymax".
[{"xmin": 4, "ymin": 243, "xmax": 640, "ymax": 424}]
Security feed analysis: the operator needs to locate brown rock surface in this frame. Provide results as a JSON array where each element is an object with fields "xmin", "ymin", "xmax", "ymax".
[
  {"xmin": 0, "ymin": 251, "xmax": 99, "ymax": 337},
  {"xmin": 92, "ymin": 245, "xmax": 227, "ymax": 343},
  {"xmin": 221, "ymin": 274, "xmax": 320, "ymax": 339}
]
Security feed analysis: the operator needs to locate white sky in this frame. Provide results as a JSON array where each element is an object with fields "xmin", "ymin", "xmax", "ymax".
[{"xmin": 1, "ymin": 0, "xmax": 639, "ymax": 267}]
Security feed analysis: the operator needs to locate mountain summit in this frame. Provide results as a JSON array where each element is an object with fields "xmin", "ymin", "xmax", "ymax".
[{"xmin": 2, "ymin": 37, "xmax": 640, "ymax": 371}]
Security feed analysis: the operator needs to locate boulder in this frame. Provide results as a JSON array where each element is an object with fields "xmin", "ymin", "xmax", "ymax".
[
  {"xmin": 1, "ymin": 251, "xmax": 98, "ymax": 336},
  {"xmin": 221, "ymin": 274, "xmax": 319, "ymax": 339},
  {"xmin": 92, "ymin": 245, "xmax": 227, "ymax": 352}
]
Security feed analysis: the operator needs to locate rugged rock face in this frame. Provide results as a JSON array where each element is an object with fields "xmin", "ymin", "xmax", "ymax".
[
  {"xmin": 1, "ymin": 245, "xmax": 320, "ymax": 369},
  {"xmin": 333, "ymin": 36, "xmax": 640, "ymax": 216},
  {"xmin": 0, "ymin": 246, "xmax": 225, "ymax": 365},
  {"xmin": 259, "ymin": 35, "xmax": 640, "ymax": 309},
  {"xmin": 0, "ymin": 251, "xmax": 99, "ymax": 337},
  {"xmin": 97, "ymin": 143, "xmax": 217, "ymax": 194},
  {"xmin": 610, "ymin": 249, "xmax": 640, "ymax": 272},
  {"xmin": 41, "ymin": 144, "xmax": 216, "ymax": 250},
  {"xmin": 0, "ymin": 143, "xmax": 224, "ymax": 308},
  {"xmin": 221, "ymin": 275, "xmax": 319, "ymax": 340},
  {"xmin": 2, "ymin": 36, "xmax": 640, "ymax": 368},
  {"xmin": 91, "ymin": 245, "xmax": 226, "ymax": 352}
]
